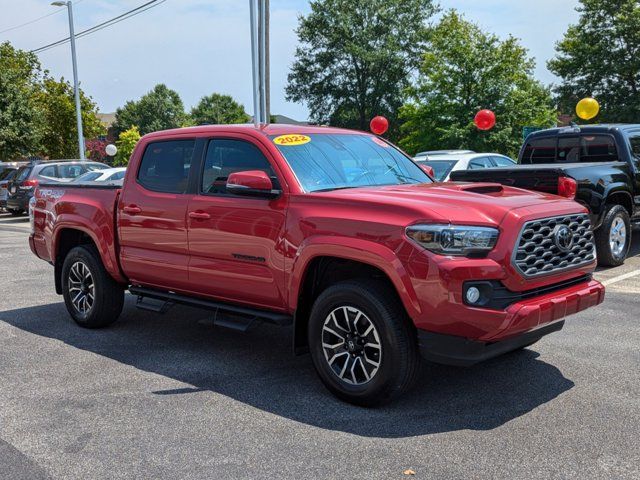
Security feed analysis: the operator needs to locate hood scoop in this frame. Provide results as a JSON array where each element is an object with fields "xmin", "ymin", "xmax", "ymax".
[{"xmin": 457, "ymin": 183, "xmax": 504, "ymax": 195}]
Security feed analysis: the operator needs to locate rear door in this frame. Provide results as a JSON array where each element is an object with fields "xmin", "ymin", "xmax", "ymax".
[
  {"xmin": 118, "ymin": 138, "xmax": 198, "ymax": 291},
  {"xmin": 186, "ymin": 134, "xmax": 288, "ymax": 310}
]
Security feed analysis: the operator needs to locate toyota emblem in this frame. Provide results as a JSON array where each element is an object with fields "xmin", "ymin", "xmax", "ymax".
[{"xmin": 553, "ymin": 225, "xmax": 574, "ymax": 252}]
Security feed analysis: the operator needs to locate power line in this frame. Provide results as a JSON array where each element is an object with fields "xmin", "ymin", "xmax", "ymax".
[
  {"xmin": 0, "ymin": 0, "xmax": 84, "ymax": 35},
  {"xmin": 30, "ymin": 0, "xmax": 166, "ymax": 54}
]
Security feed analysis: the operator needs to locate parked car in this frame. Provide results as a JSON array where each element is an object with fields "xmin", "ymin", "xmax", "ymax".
[
  {"xmin": 416, "ymin": 153, "xmax": 516, "ymax": 181},
  {"xmin": 414, "ymin": 149, "xmax": 475, "ymax": 160},
  {"xmin": 0, "ymin": 168, "xmax": 18, "ymax": 211},
  {"xmin": 30, "ymin": 124, "xmax": 604, "ymax": 406},
  {"xmin": 6, "ymin": 161, "xmax": 108, "ymax": 215},
  {"xmin": 72, "ymin": 167, "xmax": 127, "ymax": 183},
  {"xmin": 450, "ymin": 124, "xmax": 640, "ymax": 266}
]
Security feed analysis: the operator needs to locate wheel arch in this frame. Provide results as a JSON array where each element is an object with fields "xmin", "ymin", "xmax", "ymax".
[
  {"xmin": 290, "ymin": 240, "xmax": 421, "ymax": 355},
  {"xmin": 52, "ymin": 225, "xmax": 125, "ymax": 294}
]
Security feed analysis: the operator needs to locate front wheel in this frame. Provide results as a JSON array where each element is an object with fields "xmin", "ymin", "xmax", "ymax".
[
  {"xmin": 308, "ymin": 279, "xmax": 420, "ymax": 407},
  {"xmin": 595, "ymin": 204, "xmax": 631, "ymax": 267},
  {"xmin": 61, "ymin": 245, "xmax": 125, "ymax": 328},
  {"xmin": 8, "ymin": 209, "xmax": 23, "ymax": 216}
]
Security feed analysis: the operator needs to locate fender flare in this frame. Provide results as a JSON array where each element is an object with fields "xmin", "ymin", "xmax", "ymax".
[
  {"xmin": 52, "ymin": 218, "xmax": 126, "ymax": 286},
  {"xmin": 288, "ymin": 235, "xmax": 422, "ymax": 319}
]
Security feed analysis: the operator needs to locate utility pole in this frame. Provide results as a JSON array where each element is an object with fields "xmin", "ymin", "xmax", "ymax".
[
  {"xmin": 52, "ymin": 1, "xmax": 85, "ymax": 160},
  {"xmin": 249, "ymin": 0, "xmax": 270, "ymax": 126}
]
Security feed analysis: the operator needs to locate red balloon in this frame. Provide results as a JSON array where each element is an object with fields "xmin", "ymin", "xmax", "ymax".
[
  {"xmin": 474, "ymin": 109, "xmax": 496, "ymax": 130},
  {"xmin": 370, "ymin": 116, "xmax": 389, "ymax": 135}
]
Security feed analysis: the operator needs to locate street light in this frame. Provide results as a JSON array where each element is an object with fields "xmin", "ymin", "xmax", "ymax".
[{"xmin": 52, "ymin": 1, "xmax": 85, "ymax": 160}]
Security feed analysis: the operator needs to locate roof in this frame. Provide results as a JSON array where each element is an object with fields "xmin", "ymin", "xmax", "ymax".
[
  {"xmin": 143, "ymin": 123, "xmax": 366, "ymax": 140},
  {"xmin": 527, "ymin": 124, "xmax": 640, "ymax": 139},
  {"xmin": 416, "ymin": 153, "xmax": 507, "ymax": 162}
]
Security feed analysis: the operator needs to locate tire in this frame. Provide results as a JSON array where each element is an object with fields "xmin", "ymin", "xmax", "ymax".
[
  {"xmin": 9, "ymin": 209, "xmax": 23, "ymax": 216},
  {"xmin": 61, "ymin": 245, "xmax": 124, "ymax": 328},
  {"xmin": 594, "ymin": 204, "xmax": 631, "ymax": 267},
  {"xmin": 308, "ymin": 279, "xmax": 420, "ymax": 407}
]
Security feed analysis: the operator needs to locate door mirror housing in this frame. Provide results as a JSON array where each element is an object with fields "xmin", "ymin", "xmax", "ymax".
[
  {"xmin": 226, "ymin": 170, "xmax": 280, "ymax": 198},
  {"xmin": 420, "ymin": 164, "xmax": 435, "ymax": 179}
]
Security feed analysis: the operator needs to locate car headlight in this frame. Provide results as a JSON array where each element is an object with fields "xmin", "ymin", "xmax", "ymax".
[{"xmin": 406, "ymin": 224, "xmax": 499, "ymax": 256}]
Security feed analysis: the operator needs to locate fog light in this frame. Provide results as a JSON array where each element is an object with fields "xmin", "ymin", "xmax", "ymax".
[{"xmin": 466, "ymin": 286, "xmax": 481, "ymax": 304}]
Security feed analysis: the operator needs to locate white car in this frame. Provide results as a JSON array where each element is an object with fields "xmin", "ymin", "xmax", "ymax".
[
  {"xmin": 73, "ymin": 167, "xmax": 127, "ymax": 183},
  {"xmin": 415, "ymin": 153, "xmax": 515, "ymax": 182}
]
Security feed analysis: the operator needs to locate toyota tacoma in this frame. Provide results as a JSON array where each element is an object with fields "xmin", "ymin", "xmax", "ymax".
[{"xmin": 29, "ymin": 124, "xmax": 605, "ymax": 406}]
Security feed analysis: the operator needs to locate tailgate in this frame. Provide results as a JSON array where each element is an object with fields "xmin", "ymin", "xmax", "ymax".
[{"xmin": 449, "ymin": 167, "xmax": 566, "ymax": 195}]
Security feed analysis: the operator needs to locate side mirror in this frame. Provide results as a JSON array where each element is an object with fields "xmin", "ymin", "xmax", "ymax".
[
  {"xmin": 420, "ymin": 164, "xmax": 435, "ymax": 179},
  {"xmin": 226, "ymin": 170, "xmax": 280, "ymax": 198}
]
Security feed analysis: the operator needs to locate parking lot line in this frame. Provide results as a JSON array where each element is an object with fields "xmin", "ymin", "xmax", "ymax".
[{"xmin": 602, "ymin": 269, "xmax": 640, "ymax": 286}]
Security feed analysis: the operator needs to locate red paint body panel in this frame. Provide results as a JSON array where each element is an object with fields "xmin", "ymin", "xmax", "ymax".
[{"xmin": 30, "ymin": 124, "xmax": 604, "ymax": 344}]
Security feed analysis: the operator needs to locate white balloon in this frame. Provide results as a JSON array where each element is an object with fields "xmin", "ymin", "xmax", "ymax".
[{"xmin": 105, "ymin": 144, "xmax": 117, "ymax": 156}]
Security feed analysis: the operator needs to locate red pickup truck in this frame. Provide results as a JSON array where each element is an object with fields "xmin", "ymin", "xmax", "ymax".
[{"xmin": 29, "ymin": 124, "xmax": 604, "ymax": 406}]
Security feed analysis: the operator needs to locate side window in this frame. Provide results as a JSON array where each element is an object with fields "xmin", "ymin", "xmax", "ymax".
[
  {"xmin": 39, "ymin": 165, "xmax": 57, "ymax": 178},
  {"xmin": 558, "ymin": 137, "xmax": 580, "ymax": 163},
  {"xmin": 58, "ymin": 164, "xmax": 86, "ymax": 179},
  {"xmin": 138, "ymin": 140, "xmax": 194, "ymax": 193},
  {"xmin": 522, "ymin": 138, "xmax": 556, "ymax": 164},
  {"xmin": 201, "ymin": 139, "xmax": 278, "ymax": 195},
  {"xmin": 581, "ymin": 135, "xmax": 617, "ymax": 162},
  {"xmin": 468, "ymin": 157, "xmax": 493, "ymax": 169},
  {"xmin": 111, "ymin": 171, "xmax": 125, "ymax": 181}
]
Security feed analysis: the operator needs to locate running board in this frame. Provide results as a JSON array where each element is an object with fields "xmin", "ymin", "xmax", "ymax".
[{"xmin": 129, "ymin": 286, "xmax": 292, "ymax": 327}]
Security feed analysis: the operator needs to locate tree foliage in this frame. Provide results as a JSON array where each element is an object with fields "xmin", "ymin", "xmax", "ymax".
[
  {"xmin": 37, "ymin": 77, "xmax": 105, "ymax": 159},
  {"xmin": 399, "ymin": 11, "xmax": 557, "ymax": 157},
  {"xmin": 0, "ymin": 42, "xmax": 44, "ymax": 159},
  {"xmin": 548, "ymin": 0, "xmax": 640, "ymax": 122},
  {"xmin": 114, "ymin": 84, "xmax": 186, "ymax": 136},
  {"xmin": 286, "ymin": 0, "xmax": 437, "ymax": 139},
  {"xmin": 114, "ymin": 125, "xmax": 141, "ymax": 166},
  {"xmin": 190, "ymin": 93, "xmax": 249, "ymax": 125}
]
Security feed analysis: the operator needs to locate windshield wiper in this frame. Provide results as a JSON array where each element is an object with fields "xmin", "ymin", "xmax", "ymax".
[{"xmin": 312, "ymin": 186, "xmax": 359, "ymax": 192}]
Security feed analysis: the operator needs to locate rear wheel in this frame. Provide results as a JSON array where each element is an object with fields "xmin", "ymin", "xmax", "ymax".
[
  {"xmin": 595, "ymin": 204, "xmax": 631, "ymax": 267},
  {"xmin": 8, "ymin": 209, "xmax": 23, "ymax": 216},
  {"xmin": 61, "ymin": 245, "xmax": 124, "ymax": 328},
  {"xmin": 308, "ymin": 279, "xmax": 420, "ymax": 407}
]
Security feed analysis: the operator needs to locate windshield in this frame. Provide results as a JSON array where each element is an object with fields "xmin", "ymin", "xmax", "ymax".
[
  {"xmin": 417, "ymin": 160, "xmax": 457, "ymax": 181},
  {"xmin": 74, "ymin": 171, "xmax": 102, "ymax": 182},
  {"xmin": 271, "ymin": 133, "xmax": 431, "ymax": 192}
]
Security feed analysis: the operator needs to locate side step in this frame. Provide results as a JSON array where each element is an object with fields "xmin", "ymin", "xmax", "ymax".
[{"xmin": 129, "ymin": 286, "xmax": 293, "ymax": 329}]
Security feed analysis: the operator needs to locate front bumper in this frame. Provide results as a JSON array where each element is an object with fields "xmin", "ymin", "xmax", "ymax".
[{"xmin": 416, "ymin": 278, "xmax": 604, "ymax": 366}]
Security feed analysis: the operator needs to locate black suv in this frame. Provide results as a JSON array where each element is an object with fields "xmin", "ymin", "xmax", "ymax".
[
  {"xmin": 451, "ymin": 124, "xmax": 640, "ymax": 266},
  {"xmin": 6, "ymin": 161, "xmax": 108, "ymax": 215}
]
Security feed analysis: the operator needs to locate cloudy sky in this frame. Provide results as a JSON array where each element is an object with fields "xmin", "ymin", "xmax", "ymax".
[{"xmin": 1, "ymin": 0, "xmax": 580, "ymax": 120}]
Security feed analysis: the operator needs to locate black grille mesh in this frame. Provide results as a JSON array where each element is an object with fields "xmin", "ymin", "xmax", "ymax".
[{"xmin": 514, "ymin": 214, "xmax": 595, "ymax": 277}]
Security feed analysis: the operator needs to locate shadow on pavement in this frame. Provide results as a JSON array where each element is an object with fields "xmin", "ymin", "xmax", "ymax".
[{"xmin": 1, "ymin": 298, "xmax": 574, "ymax": 438}]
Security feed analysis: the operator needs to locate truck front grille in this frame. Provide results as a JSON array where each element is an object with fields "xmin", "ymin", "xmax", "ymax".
[{"xmin": 513, "ymin": 214, "xmax": 595, "ymax": 278}]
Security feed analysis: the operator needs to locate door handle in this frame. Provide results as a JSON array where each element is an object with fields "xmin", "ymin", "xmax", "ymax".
[
  {"xmin": 123, "ymin": 205, "xmax": 142, "ymax": 215},
  {"xmin": 189, "ymin": 211, "xmax": 211, "ymax": 220}
]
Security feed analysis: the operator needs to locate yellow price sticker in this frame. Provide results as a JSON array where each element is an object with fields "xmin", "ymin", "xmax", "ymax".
[{"xmin": 273, "ymin": 134, "xmax": 311, "ymax": 146}]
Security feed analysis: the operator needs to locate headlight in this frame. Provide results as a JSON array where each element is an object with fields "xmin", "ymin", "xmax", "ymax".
[{"xmin": 406, "ymin": 224, "xmax": 499, "ymax": 256}]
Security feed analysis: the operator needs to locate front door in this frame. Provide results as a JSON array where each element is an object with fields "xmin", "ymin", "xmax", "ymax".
[
  {"xmin": 187, "ymin": 135, "xmax": 288, "ymax": 310},
  {"xmin": 118, "ymin": 138, "xmax": 196, "ymax": 291}
]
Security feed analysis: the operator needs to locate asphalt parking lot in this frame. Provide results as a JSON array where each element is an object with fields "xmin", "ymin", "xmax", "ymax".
[{"xmin": 0, "ymin": 213, "xmax": 638, "ymax": 480}]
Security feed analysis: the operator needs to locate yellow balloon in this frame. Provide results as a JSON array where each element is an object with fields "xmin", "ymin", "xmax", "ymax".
[{"xmin": 576, "ymin": 97, "xmax": 600, "ymax": 120}]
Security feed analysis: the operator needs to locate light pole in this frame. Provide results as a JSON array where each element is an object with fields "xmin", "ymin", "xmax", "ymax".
[{"xmin": 52, "ymin": 1, "xmax": 85, "ymax": 160}]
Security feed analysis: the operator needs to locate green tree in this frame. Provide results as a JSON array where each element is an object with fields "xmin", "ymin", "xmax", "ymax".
[
  {"xmin": 114, "ymin": 84, "xmax": 186, "ymax": 136},
  {"xmin": 286, "ymin": 0, "xmax": 438, "ymax": 139},
  {"xmin": 400, "ymin": 11, "xmax": 557, "ymax": 157},
  {"xmin": 0, "ymin": 42, "xmax": 44, "ymax": 159},
  {"xmin": 190, "ymin": 93, "xmax": 249, "ymax": 125},
  {"xmin": 114, "ymin": 125, "xmax": 140, "ymax": 166},
  {"xmin": 37, "ymin": 77, "xmax": 105, "ymax": 159},
  {"xmin": 548, "ymin": 0, "xmax": 640, "ymax": 122}
]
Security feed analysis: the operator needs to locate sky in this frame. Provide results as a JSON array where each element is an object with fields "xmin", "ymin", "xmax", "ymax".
[{"xmin": 1, "ymin": 0, "xmax": 581, "ymax": 121}]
